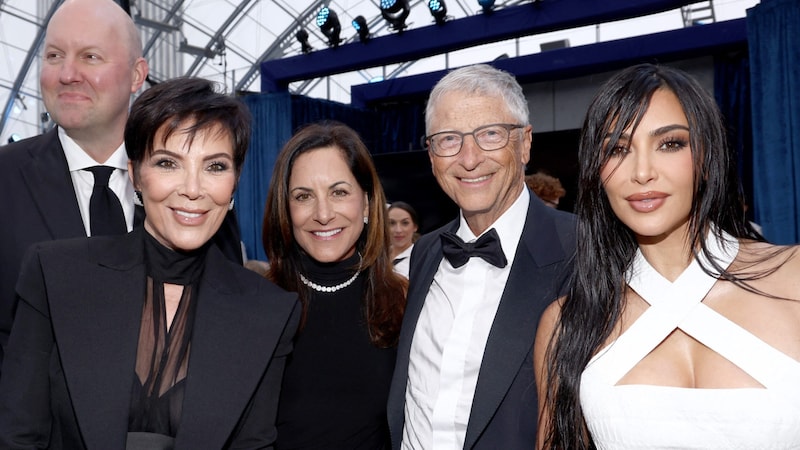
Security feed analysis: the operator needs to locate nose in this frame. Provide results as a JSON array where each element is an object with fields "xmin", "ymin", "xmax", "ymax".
[
  {"xmin": 314, "ymin": 197, "xmax": 334, "ymax": 224},
  {"xmin": 179, "ymin": 170, "xmax": 203, "ymax": 200},
  {"xmin": 59, "ymin": 57, "xmax": 82, "ymax": 84},
  {"xmin": 631, "ymin": 149, "xmax": 656, "ymax": 185},
  {"xmin": 458, "ymin": 134, "xmax": 485, "ymax": 170}
]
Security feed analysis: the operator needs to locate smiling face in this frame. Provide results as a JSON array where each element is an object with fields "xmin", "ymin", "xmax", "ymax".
[
  {"xmin": 131, "ymin": 123, "xmax": 236, "ymax": 252},
  {"xmin": 389, "ymin": 207, "xmax": 417, "ymax": 253},
  {"xmin": 428, "ymin": 91, "xmax": 532, "ymax": 235},
  {"xmin": 41, "ymin": 0, "xmax": 146, "ymax": 143},
  {"xmin": 600, "ymin": 88, "xmax": 695, "ymax": 245},
  {"xmin": 289, "ymin": 146, "xmax": 369, "ymax": 263}
]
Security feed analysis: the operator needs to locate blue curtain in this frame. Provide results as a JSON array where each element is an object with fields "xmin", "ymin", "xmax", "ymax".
[
  {"xmin": 236, "ymin": 92, "xmax": 292, "ymax": 261},
  {"xmin": 713, "ymin": 52, "xmax": 754, "ymax": 216},
  {"xmin": 747, "ymin": 0, "xmax": 800, "ymax": 244},
  {"xmin": 291, "ymin": 95, "xmax": 380, "ymax": 152}
]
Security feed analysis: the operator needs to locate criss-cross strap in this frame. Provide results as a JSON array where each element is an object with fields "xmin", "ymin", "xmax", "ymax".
[{"xmin": 586, "ymin": 232, "xmax": 738, "ymax": 384}]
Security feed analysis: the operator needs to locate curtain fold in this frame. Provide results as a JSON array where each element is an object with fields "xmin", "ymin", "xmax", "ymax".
[
  {"xmin": 747, "ymin": 0, "xmax": 800, "ymax": 244},
  {"xmin": 714, "ymin": 52, "xmax": 754, "ymax": 219},
  {"xmin": 236, "ymin": 92, "xmax": 292, "ymax": 261}
]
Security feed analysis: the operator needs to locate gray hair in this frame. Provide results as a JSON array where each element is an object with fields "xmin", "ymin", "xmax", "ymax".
[{"xmin": 424, "ymin": 64, "xmax": 530, "ymax": 132}]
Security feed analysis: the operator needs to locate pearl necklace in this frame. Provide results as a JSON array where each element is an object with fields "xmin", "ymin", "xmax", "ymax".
[{"xmin": 299, "ymin": 254, "xmax": 363, "ymax": 293}]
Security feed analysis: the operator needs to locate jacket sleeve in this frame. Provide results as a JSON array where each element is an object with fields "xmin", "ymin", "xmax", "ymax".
[
  {"xmin": 226, "ymin": 297, "xmax": 301, "ymax": 450},
  {"xmin": 0, "ymin": 245, "xmax": 55, "ymax": 449}
]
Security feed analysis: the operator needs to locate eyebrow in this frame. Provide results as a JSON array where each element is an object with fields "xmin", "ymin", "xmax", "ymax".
[
  {"xmin": 150, "ymin": 149, "xmax": 233, "ymax": 161},
  {"xmin": 648, "ymin": 124, "xmax": 690, "ymax": 137},
  {"xmin": 290, "ymin": 180, "xmax": 353, "ymax": 192},
  {"xmin": 608, "ymin": 124, "xmax": 690, "ymax": 141}
]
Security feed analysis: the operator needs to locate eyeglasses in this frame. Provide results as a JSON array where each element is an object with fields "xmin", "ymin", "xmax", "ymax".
[{"xmin": 422, "ymin": 123, "xmax": 524, "ymax": 157}]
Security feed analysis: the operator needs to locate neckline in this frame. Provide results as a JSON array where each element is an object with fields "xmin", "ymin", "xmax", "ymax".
[{"xmin": 298, "ymin": 251, "xmax": 362, "ymax": 293}]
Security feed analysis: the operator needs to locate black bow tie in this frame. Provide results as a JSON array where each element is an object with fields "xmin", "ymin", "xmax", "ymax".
[{"xmin": 440, "ymin": 228, "xmax": 507, "ymax": 268}]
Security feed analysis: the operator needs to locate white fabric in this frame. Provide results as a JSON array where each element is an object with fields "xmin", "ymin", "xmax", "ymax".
[
  {"xmin": 581, "ymin": 231, "xmax": 800, "ymax": 449},
  {"xmin": 393, "ymin": 244, "xmax": 413, "ymax": 279},
  {"xmin": 61, "ymin": 127, "xmax": 135, "ymax": 235},
  {"xmin": 402, "ymin": 189, "xmax": 528, "ymax": 450}
]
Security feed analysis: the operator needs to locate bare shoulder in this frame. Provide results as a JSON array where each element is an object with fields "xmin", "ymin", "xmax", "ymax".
[
  {"xmin": 534, "ymin": 297, "xmax": 565, "ymax": 361},
  {"xmin": 736, "ymin": 241, "xmax": 800, "ymax": 298}
]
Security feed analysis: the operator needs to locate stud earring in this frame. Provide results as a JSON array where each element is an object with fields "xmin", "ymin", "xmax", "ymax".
[{"xmin": 363, "ymin": 216, "xmax": 369, "ymax": 224}]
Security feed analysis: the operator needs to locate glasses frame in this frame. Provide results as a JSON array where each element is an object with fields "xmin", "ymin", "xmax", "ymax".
[{"xmin": 421, "ymin": 123, "xmax": 525, "ymax": 157}]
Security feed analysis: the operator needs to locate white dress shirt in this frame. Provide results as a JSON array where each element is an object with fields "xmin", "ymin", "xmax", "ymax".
[
  {"xmin": 60, "ymin": 127, "xmax": 135, "ymax": 236},
  {"xmin": 402, "ymin": 188, "xmax": 529, "ymax": 449},
  {"xmin": 393, "ymin": 243, "xmax": 414, "ymax": 279}
]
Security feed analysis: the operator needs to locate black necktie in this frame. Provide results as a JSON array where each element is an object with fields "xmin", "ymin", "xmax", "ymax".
[
  {"xmin": 441, "ymin": 228, "xmax": 507, "ymax": 268},
  {"xmin": 85, "ymin": 165, "xmax": 127, "ymax": 236}
]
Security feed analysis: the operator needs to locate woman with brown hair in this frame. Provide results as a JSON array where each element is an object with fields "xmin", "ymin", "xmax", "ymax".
[{"xmin": 263, "ymin": 121, "xmax": 407, "ymax": 449}]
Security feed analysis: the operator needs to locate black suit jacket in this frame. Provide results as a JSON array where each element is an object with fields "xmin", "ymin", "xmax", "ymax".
[
  {"xmin": 0, "ymin": 229, "xmax": 299, "ymax": 449},
  {"xmin": 0, "ymin": 129, "xmax": 244, "ymax": 369},
  {"xmin": 387, "ymin": 192, "xmax": 576, "ymax": 449}
]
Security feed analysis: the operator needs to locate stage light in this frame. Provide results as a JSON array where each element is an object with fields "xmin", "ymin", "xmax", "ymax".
[
  {"xmin": 352, "ymin": 15, "xmax": 370, "ymax": 43},
  {"xmin": 316, "ymin": 7, "xmax": 341, "ymax": 48},
  {"xmin": 428, "ymin": 0, "xmax": 447, "ymax": 25},
  {"xmin": 296, "ymin": 29, "xmax": 313, "ymax": 54},
  {"xmin": 381, "ymin": 0, "xmax": 411, "ymax": 32},
  {"xmin": 478, "ymin": 0, "xmax": 495, "ymax": 14}
]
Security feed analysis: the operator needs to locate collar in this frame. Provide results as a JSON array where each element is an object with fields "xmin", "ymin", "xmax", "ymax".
[
  {"xmin": 456, "ymin": 187, "xmax": 529, "ymax": 266},
  {"xmin": 60, "ymin": 126, "xmax": 129, "ymax": 172}
]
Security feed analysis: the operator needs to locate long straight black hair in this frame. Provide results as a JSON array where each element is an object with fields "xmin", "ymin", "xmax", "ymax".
[{"xmin": 541, "ymin": 63, "xmax": 766, "ymax": 449}]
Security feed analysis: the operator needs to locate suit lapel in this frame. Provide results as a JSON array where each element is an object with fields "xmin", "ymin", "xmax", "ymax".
[
  {"xmin": 48, "ymin": 232, "xmax": 145, "ymax": 449},
  {"xmin": 464, "ymin": 197, "xmax": 569, "ymax": 448},
  {"xmin": 175, "ymin": 249, "xmax": 285, "ymax": 448},
  {"xmin": 19, "ymin": 129, "xmax": 86, "ymax": 239}
]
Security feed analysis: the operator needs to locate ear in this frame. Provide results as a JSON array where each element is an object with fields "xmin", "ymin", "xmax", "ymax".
[
  {"xmin": 520, "ymin": 124, "xmax": 533, "ymax": 165},
  {"xmin": 362, "ymin": 192, "xmax": 369, "ymax": 219},
  {"xmin": 127, "ymin": 160, "xmax": 138, "ymax": 189},
  {"xmin": 130, "ymin": 57, "xmax": 149, "ymax": 94}
]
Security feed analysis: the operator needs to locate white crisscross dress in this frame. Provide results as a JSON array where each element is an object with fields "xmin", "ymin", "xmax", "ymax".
[{"xmin": 580, "ymin": 233, "xmax": 800, "ymax": 449}]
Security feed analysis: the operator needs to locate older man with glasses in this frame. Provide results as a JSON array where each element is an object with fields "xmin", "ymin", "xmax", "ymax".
[{"xmin": 388, "ymin": 63, "xmax": 577, "ymax": 450}]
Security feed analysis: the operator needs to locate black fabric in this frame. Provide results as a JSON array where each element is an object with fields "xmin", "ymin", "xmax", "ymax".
[
  {"xmin": 84, "ymin": 166, "xmax": 126, "ymax": 236},
  {"xmin": 276, "ymin": 252, "xmax": 394, "ymax": 450},
  {"xmin": 143, "ymin": 231, "xmax": 208, "ymax": 285},
  {"xmin": 440, "ymin": 228, "xmax": 507, "ymax": 268},
  {"xmin": 128, "ymin": 231, "xmax": 207, "ymax": 438}
]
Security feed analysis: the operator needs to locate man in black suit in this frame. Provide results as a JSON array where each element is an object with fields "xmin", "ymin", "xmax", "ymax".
[
  {"xmin": 0, "ymin": 0, "xmax": 243, "ymax": 371},
  {"xmin": 387, "ymin": 64, "xmax": 576, "ymax": 449}
]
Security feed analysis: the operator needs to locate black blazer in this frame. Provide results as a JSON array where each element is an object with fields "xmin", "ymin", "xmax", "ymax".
[
  {"xmin": 387, "ymin": 192, "xmax": 576, "ymax": 449},
  {"xmin": 0, "ymin": 229, "xmax": 299, "ymax": 449},
  {"xmin": 0, "ymin": 129, "xmax": 244, "ymax": 369}
]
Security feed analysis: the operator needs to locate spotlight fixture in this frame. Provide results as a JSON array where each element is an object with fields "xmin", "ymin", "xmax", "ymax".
[
  {"xmin": 477, "ymin": 0, "xmax": 495, "ymax": 14},
  {"xmin": 352, "ymin": 15, "xmax": 370, "ymax": 43},
  {"xmin": 428, "ymin": 0, "xmax": 447, "ymax": 25},
  {"xmin": 296, "ymin": 29, "xmax": 313, "ymax": 54},
  {"xmin": 380, "ymin": 0, "xmax": 411, "ymax": 32},
  {"xmin": 316, "ymin": 7, "xmax": 341, "ymax": 48}
]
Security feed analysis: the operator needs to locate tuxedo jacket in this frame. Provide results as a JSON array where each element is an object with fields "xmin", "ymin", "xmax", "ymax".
[
  {"xmin": 0, "ymin": 229, "xmax": 300, "ymax": 449},
  {"xmin": 387, "ymin": 193, "xmax": 576, "ymax": 449},
  {"xmin": 0, "ymin": 129, "xmax": 244, "ymax": 369}
]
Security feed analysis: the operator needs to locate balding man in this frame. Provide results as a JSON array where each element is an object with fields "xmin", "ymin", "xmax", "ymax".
[{"xmin": 0, "ymin": 0, "xmax": 241, "ymax": 372}]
